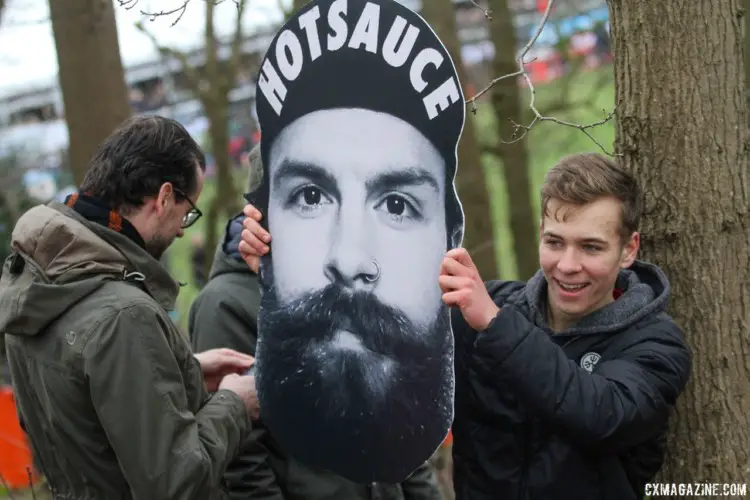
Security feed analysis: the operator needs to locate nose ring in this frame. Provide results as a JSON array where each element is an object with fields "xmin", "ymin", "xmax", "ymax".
[{"xmin": 364, "ymin": 260, "xmax": 380, "ymax": 283}]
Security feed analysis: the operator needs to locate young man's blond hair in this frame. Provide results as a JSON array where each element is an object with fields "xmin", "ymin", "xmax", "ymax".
[{"xmin": 541, "ymin": 153, "xmax": 643, "ymax": 244}]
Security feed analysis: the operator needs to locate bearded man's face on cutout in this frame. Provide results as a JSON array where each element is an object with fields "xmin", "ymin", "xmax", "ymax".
[
  {"xmin": 257, "ymin": 108, "xmax": 453, "ymax": 481},
  {"xmin": 252, "ymin": 0, "xmax": 466, "ymax": 484}
]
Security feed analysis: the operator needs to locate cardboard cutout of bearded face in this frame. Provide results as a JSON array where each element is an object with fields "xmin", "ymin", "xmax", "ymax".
[{"xmin": 251, "ymin": 0, "xmax": 465, "ymax": 484}]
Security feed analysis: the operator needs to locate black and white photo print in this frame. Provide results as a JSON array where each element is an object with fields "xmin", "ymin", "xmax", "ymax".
[{"xmin": 250, "ymin": 0, "xmax": 466, "ymax": 483}]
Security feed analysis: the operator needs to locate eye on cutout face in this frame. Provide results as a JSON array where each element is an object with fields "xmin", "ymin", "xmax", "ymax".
[
  {"xmin": 264, "ymin": 109, "xmax": 450, "ymax": 327},
  {"xmin": 285, "ymin": 183, "xmax": 425, "ymax": 230}
]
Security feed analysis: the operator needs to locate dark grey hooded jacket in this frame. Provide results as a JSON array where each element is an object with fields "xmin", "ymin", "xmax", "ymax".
[{"xmin": 451, "ymin": 261, "xmax": 692, "ymax": 500}]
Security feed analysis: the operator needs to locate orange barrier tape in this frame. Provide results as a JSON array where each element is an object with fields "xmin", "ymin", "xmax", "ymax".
[{"xmin": 0, "ymin": 385, "xmax": 39, "ymax": 489}]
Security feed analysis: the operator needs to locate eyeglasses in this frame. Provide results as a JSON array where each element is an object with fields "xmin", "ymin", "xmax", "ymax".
[{"xmin": 173, "ymin": 188, "xmax": 202, "ymax": 229}]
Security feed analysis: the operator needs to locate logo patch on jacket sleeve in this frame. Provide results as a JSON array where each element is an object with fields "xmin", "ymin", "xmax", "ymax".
[{"xmin": 580, "ymin": 352, "xmax": 601, "ymax": 373}]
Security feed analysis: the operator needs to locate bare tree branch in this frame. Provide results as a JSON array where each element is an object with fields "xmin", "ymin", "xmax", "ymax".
[
  {"xmin": 125, "ymin": 0, "xmax": 247, "ymax": 95},
  {"xmin": 134, "ymin": 20, "xmax": 208, "ymax": 101},
  {"xmin": 228, "ymin": 0, "xmax": 250, "ymax": 82},
  {"xmin": 119, "ymin": 0, "xmax": 246, "ymax": 27},
  {"xmin": 465, "ymin": 0, "xmax": 617, "ymax": 155},
  {"xmin": 468, "ymin": 0, "xmax": 492, "ymax": 20},
  {"xmin": 505, "ymin": 107, "xmax": 617, "ymax": 155},
  {"xmin": 204, "ymin": 0, "xmax": 218, "ymax": 93},
  {"xmin": 119, "ymin": 0, "xmax": 191, "ymax": 27}
]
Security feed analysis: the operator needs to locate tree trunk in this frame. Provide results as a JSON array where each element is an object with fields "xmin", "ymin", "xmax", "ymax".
[
  {"xmin": 486, "ymin": 0, "xmax": 539, "ymax": 281},
  {"xmin": 203, "ymin": 196, "xmax": 221, "ymax": 286},
  {"xmin": 204, "ymin": 97, "xmax": 239, "ymax": 279},
  {"xmin": 421, "ymin": 0, "xmax": 499, "ymax": 278},
  {"xmin": 745, "ymin": 0, "xmax": 750, "ymax": 119},
  {"xmin": 49, "ymin": 0, "xmax": 132, "ymax": 185},
  {"xmin": 608, "ymin": 0, "xmax": 750, "ymax": 489}
]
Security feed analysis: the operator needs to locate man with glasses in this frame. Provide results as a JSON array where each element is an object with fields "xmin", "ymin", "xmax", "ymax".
[
  {"xmin": 1, "ymin": 116, "xmax": 261, "ymax": 499},
  {"xmin": 176, "ymin": 187, "xmax": 203, "ymax": 229}
]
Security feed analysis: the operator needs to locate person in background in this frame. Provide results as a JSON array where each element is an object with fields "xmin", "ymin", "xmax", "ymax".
[{"xmin": 191, "ymin": 233, "xmax": 208, "ymax": 288}]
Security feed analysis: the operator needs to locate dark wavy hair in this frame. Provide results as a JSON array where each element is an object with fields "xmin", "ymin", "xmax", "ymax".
[{"xmin": 79, "ymin": 115, "xmax": 206, "ymax": 213}]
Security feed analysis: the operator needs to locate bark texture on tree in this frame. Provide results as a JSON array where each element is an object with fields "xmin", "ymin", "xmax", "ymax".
[
  {"xmin": 486, "ymin": 0, "xmax": 539, "ymax": 281},
  {"xmin": 421, "ymin": 0, "xmax": 499, "ymax": 278},
  {"xmin": 745, "ymin": 0, "xmax": 750, "ymax": 118},
  {"xmin": 608, "ymin": 0, "xmax": 750, "ymax": 488},
  {"xmin": 50, "ymin": 0, "xmax": 132, "ymax": 185},
  {"xmin": 198, "ymin": 0, "xmax": 241, "ymax": 280}
]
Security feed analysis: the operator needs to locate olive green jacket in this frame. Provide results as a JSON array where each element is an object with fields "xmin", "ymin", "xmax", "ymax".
[
  {"xmin": 0, "ymin": 202, "xmax": 250, "ymax": 499},
  {"xmin": 188, "ymin": 215, "xmax": 443, "ymax": 500}
]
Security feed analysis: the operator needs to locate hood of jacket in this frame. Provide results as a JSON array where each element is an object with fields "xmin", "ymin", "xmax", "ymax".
[
  {"xmin": 207, "ymin": 212, "xmax": 256, "ymax": 281},
  {"xmin": 506, "ymin": 259, "xmax": 671, "ymax": 335},
  {"xmin": 0, "ymin": 202, "xmax": 180, "ymax": 337}
]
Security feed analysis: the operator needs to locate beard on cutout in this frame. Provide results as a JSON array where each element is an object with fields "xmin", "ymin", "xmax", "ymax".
[{"xmin": 255, "ymin": 281, "xmax": 454, "ymax": 484}]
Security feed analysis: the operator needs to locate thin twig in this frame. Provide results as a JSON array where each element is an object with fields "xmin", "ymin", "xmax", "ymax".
[
  {"xmin": 117, "ymin": 0, "xmax": 139, "ymax": 10},
  {"xmin": 503, "ymin": 107, "xmax": 617, "ymax": 155},
  {"xmin": 469, "ymin": 0, "xmax": 492, "ymax": 20},
  {"xmin": 122, "ymin": 0, "xmax": 192, "ymax": 27},
  {"xmin": 466, "ymin": 66, "xmax": 529, "ymax": 108},
  {"xmin": 466, "ymin": 0, "xmax": 555, "ymax": 111},
  {"xmin": 465, "ymin": 0, "xmax": 617, "ymax": 155},
  {"xmin": 26, "ymin": 468, "xmax": 36, "ymax": 500}
]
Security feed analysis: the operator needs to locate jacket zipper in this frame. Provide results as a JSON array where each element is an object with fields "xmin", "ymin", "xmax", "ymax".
[{"xmin": 518, "ymin": 335, "xmax": 579, "ymax": 499}]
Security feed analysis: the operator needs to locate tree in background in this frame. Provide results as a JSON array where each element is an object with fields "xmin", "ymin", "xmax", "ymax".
[
  {"xmin": 484, "ymin": 0, "xmax": 539, "ymax": 280},
  {"xmin": 746, "ymin": 0, "xmax": 750, "ymax": 118},
  {"xmin": 49, "ymin": 0, "xmax": 132, "ymax": 185},
  {"xmin": 607, "ymin": 0, "xmax": 750, "ymax": 488},
  {"xmin": 137, "ymin": 0, "xmax": 250, "ymax": 278},
  {"xmin": 421, "ymin": 0, "xmax": 499, "ymax": 279},
  {"xmin": 472, "ymin": 0, "xmax": 614, "ymax": 280}
]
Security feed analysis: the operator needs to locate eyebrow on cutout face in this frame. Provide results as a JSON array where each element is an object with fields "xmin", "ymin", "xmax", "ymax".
[
  {"xmin": 273, "ymin": 159, "xmax": 441, "ymax": 198},
  {"xmin": 365, "ymin": 167, "xmax": 440, "ymax": 195},
  {"xmin": 273, "ymin": 160, "xmax": 340, "ymax": 200}
]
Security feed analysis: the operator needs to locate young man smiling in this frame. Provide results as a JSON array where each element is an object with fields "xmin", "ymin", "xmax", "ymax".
[{"xmin": 238, "ymin": 152, "xmax": 692, "ymax": 499}]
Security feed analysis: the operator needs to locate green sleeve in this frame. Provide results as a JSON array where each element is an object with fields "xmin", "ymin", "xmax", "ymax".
[
  {"xmin": 190, "ymin": 281, "xmax": 285, "ymax": 500},
  {"xmin": 189, "ymin": 279, "xmax": 259, "ymax": 357},
  {"xmin": 84, "ymin": 303, "xmax": 250, "ymax": 500}
]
